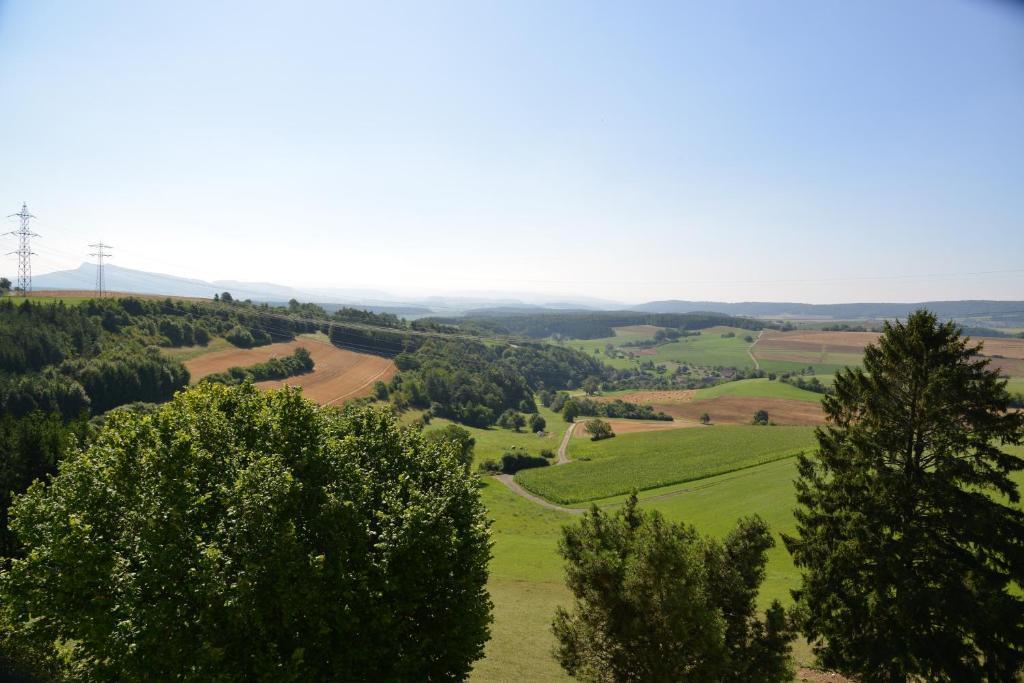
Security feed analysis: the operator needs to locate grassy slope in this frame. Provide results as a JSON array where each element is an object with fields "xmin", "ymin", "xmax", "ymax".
[
  {"xmin": 419, "ymin": 404, "xmax": 568, "ymax": 468},
  {"xmin": 162, "ymin": 336, "xmax": 232, "ymax": 364},
  {"xmin": 693, "ymin": 378, "xmax": 823, "ymax": 403},
  {"xmin": 515, "ymin": 426, "xmax": 816, "ymax": 504},
  {"xmin": 1006, "ymin": 377, "xmax": 1024, "ymax": 394},
  {"xmin": 472, "ymin": 443, "xmax": 1024, "ymax": 682}
]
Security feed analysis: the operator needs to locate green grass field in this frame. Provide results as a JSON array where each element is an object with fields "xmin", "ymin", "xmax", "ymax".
[
  {"xmin": 471, "ymin": 439, "xmax": 1024, "ymax": 682},
  {"xmin": 566, "ymin": 325, "xmax": 759, "ymax": 371},
  {"xmin": 1006, "ymin": 377, "xmax": 1024, "ymax": 395},
  {"xmin": 515, "ymin": 425, "xmax": 816, "ymax": 504},
  {"xmin": 162, "ymin": 336, "xmax": 233, "ymax": 363},
  {"xmin": 419, "ymin": 404, "xmax": 568, "ymax": 468},
  {"xmin": 692, "ymin": 378, "xmax": 823, "ymax": 403}
]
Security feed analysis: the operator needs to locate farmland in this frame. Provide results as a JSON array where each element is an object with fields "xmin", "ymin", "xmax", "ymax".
[
  {"xmin": 182, "ymin": 333, "xmax": 397, "ymax": 404},
  {"xmin": 599, "ymin": 379, "xmax": 826, "ymax": 426},
  {"xmin": 470, "ymin": 428, "xmax": 1024, "ymax": 682},
  {"xmin": 515, "ymin": 425, "xmax": 816, "ymax": 504},
  {"xmin": 566, "ymin": 325, "xmax": 758, "ymax": 371}
]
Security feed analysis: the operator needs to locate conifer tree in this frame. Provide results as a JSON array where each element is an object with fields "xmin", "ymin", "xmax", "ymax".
[{"xmin": 785, "ymin": 310, "xmax": 1024, "ymax": 681}]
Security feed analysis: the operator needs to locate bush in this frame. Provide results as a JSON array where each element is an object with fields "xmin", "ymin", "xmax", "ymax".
[
  {"xmin": 500, "ymin": 448, "xmax": 550, "ymax": 474},
  {"xmin": 0, "ymin": 384, "xmax": 492, "ymax": 680},
  {"xmin": 584, "ymin": 418, "xmax": 615, "ymax": 441},
  {"xmin": 478, "ymin": 459, "xmax": 502, "ymax": 474},
  {"xmin": 224, "ymin": 325, "xmax": 255, "ymax": 348},
  {"xmin": 752, "ymin": 409, "xmax": 770, "ymax": 426},
  {"xmin": 529, "ymin": 413, "xmax": 547, "ymax": 433}
]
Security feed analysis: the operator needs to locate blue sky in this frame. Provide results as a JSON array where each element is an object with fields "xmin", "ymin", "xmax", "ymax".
[{"xmin": 0, "ymin": 0, "xmax": 1022, "ymax": 303}]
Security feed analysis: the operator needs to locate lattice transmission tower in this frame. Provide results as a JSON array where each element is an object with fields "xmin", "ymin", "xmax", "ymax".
[
  {"xmin": 5, "ymin": 203, "xmax": 39, "ymax": 293},
  {"xmin": 89, "ymin": 242, "xmax": 113, "ymax": 297}
]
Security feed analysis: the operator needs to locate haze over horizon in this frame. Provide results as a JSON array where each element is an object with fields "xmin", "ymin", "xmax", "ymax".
[{"xmin": 2, "ymin": 1, "xmax": 1022, "ymax": 304}]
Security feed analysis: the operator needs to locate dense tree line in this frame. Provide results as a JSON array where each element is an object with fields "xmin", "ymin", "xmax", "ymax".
[
  {"xmin": 543, "ymin": 391, "xmax": 672, "ymax": 422},
  {"xmin": 202, "ymin": 347, "xmax": 315, "ymax": 386},
  {"xmin": 425, "ymin": 311, "xmax": 765, "ymax": 340},
  {"xmin": 384, "ymin": 338, "xmax": 604, "ymax": 428}
]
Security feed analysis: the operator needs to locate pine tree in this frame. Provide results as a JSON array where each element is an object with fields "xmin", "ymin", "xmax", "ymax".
[{"xmin": 784, "ymin": 310, "xmax": 1024, "ymax": 681}]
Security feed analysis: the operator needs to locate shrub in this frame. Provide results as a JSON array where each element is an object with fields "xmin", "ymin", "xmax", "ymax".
[
  {"xmin": 500, "ymin": 448, "xmax": 550, "ymax": 474},
  {"xmin": 752, "ymin": 409, "xmax": 770, "ymax": 426},
  {"xmin": 529, "ymin": 413, "xmax": 547, "ymax": 433}
]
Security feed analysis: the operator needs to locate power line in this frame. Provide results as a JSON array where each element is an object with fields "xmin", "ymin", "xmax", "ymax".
[
  {"xmin": 88, "ymin": 241, "xmax": 113, "ymax": 297},
  {"xmin": 4, "ymin": 203, "xmax": 39, "ymax": 292}
]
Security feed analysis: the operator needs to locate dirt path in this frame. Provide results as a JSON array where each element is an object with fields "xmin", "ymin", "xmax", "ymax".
[
  {"xmin": 495, "ymin": 475, "xmax": 585, "ymax": 514},
  {"xmin": 556, "ymin": 421, "xmax": 576, "ymax": 464},
  {"xmin": 748, "ymin": 329, "xmax": 764, "ymax": 370}
]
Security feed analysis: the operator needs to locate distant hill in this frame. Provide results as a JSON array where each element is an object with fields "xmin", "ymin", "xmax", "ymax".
[{"xmin": 633, "ymin": 299, "xmax": 1024, "ymax": 326}]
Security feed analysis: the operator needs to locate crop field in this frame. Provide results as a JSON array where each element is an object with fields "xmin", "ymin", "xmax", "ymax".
[
  {"xmin": 1006, "ymin": 377, "xmax": 1024, "ymax": 395},
  {"xmin": 600, "ymin": 383, "xmax": 825, "ymax": 426},
  {"xmin": 567, "ymin": 325, "xmax": 758, "ymax": 371},
  {"xmin": 515, "ymin": 425, "xmax": 816, "ymax": 504},
  {"xmin": 752, "ymin": 330, "xmax": 873, "ymax": 374},
  {"xmin": 471, "ymin": 432, "xmax": 1024, "ymax": 682},
  {"xmin": 569, "ymin": 418, "xmax": 699, "ymax": 437},
  {"xmin": 183, "ymin": 334, "xmax": 397, "ymax": 404}
]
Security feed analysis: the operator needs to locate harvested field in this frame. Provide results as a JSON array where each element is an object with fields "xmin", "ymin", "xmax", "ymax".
[
  {"xmin": 977, "ymin": 337, "xmax": 1024, "ymax": 360},
  {"xmin": 596, "ymin": 390, "xmax": 824, "ymax": 425},
  {"xmin": 184, "ymin": 339, "xmax": 397, "ymax": 405},
  {"xmin": 571, "ymin": 418, "xmax": 699, "ymax": 438},
  {"xmin": 634, "ymin": 396, "xmax": 822, "ymax": 426},
  {"xmin": 756, "ymin": 330, "xmax": 880, "ymax": 354},
  {"xmin": 607, "ymin": 390, "xmax": 696, "ymax": 404}
]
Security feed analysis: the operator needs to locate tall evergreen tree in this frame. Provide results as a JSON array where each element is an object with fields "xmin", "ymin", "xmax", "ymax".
[{"xmin": 785, "ymin": 310, "xmax": 1024, "ymax": 681}]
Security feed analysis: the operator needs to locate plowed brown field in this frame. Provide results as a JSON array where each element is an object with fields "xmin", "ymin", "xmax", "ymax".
[
  {"xmin": 596, "ymin": 391, "xmax": 824, "ymax": 426},
  {"xmin": 570, "ymin": 418, "xmax": 700, "ymax": 438},
  {"xmin": 184, "ymin": 339, "xmax": 397, "ymax": 405}
]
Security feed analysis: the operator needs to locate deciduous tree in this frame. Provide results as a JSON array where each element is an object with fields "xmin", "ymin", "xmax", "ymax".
[{"xmin": 0, "ymin": 383, "xmax": 492, "ymax": 680}]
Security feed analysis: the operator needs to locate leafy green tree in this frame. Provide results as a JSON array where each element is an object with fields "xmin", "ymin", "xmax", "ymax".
[
  {"xmin": 529, "ymin": 413, "xmax": 547, "ymax": 433},
  {"xmin": 562, "ymin": 399, "xmax": 580, "ymax": 423},
  {"xmin": 583, "ymin": 376, "xmax": 600, "ymax": 395},
  {"xmin": 220, "ymin": 291, "xmax": 233, "ymax": 302},
  {"xmin": 0, "ymin": 278, "xmax": 10, "ymax": 295},
  {"xmin": 751, "ymin": 409, "xmax": 769, "ymax": 425},
  {"xmin": 0, "ymin": 383, "xmax": 492, "ymax": 680},
  {"xmin": 0, "ymin": 412, "xmax": 90, "ymax": 560},
  {"xmin": 553, "ymin": 495, "xmax": 793, "ymax": 682},
  {"xmin": 425, "ymin": 423, "xmax": 476, "ymax": 469},
  {"xmin": 784, "ymin": 310, "xmax": 1024, "ymax": 681},
  {"xmin": 584, "ymin": 418, "xmax": 615, "ymax": 441},
  {"xmin": 699, "ymin": 412, "xmax": 711, "ymax": 425}
]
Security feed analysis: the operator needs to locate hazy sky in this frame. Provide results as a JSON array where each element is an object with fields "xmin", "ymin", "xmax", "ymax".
[{"xmin": 1, "ymin": 1, "xmax": 1022, "ymax": 304}]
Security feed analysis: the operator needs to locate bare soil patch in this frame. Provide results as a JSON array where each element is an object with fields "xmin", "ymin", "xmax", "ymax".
[
  {"xmin": 978, "ymin": 337, "xmax": 1024, "ymax": 360},
  {"xmin": 642, "ymin": 396, "xmax": 824, "ymax": 426},
  {"xmin": 571, "ymin": 418, "xmax": 700, "ymax": 439},
  {"xmin": 184, "ymin": 339, "xmax": 397, "ymax": 404},
  {"xmin": 757, "ymin": 330, "xmax": 879, "ymax": 355}
]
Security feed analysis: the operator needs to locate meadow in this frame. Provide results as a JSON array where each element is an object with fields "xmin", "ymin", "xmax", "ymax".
[
  {"xmin": 515, "ymin": 425, "xmax": 816, "ymax": 504},
  {"xmin": 692, "ymin": 377, "xmax": 823, "ymax": 402},
  {"xmin": 566, "ymin": 325, "xmax": 758, "ymax": 371},
  {"xmin": 470, "ymin": 436, "xmax": 1024, "ymax": 682}
]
